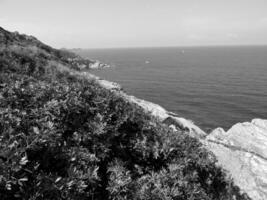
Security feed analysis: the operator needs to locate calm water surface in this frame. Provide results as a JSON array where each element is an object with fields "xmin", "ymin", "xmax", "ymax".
[{"xmin": 74, "ymin": 46, "xmax": 267, "ymax": 132}]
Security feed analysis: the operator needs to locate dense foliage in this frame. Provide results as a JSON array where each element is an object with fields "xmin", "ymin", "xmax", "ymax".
[{"xmin": 0, "ymin": 27, "xmax": 250, "ymax": 200}]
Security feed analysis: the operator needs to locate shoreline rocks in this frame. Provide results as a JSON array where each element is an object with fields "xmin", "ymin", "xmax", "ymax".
[
  {"xmin": 89, "ymin": 60, "xmax": 111, "ymax": 69},
  {"xmin": 205, "ymin": 119, "xmax": 267, "ymax": 200},
  {"xmin": 67, "ymin": 58, "xmax": 111, "ymax": 70}
]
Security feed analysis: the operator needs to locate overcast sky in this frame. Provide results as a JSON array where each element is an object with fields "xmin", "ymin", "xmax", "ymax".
[{"xmin": 1, "ymin": 0, "xmax": 267, "ymax": 48}]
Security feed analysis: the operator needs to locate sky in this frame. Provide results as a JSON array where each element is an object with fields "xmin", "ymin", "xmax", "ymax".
[{"xmin": 1, "ymin": 0, "xmax": 267, "ymax": 48}]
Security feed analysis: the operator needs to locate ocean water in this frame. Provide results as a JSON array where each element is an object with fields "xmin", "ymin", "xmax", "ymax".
[{"xmin": 74, "ymin": 46, "xmax": 267, "ymax": 132}]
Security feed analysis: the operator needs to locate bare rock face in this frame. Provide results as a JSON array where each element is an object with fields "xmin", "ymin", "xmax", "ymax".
[
  {"xmin": 89, "ymin": 60, "xmax": 111, "ymax": 69},
  {"xmin": 205, "ymin": 119, "xmax": 267, "ymax": 200}
]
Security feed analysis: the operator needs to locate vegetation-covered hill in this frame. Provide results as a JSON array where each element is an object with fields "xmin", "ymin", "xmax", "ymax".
[{"xmin": 0, "ymin": 27, "xmax": 250, "ymax": 200}]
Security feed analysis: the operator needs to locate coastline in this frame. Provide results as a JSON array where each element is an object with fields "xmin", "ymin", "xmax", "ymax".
[{"xmin": 1, "ymin": 25, "xmax": 266, "ymax": 199}]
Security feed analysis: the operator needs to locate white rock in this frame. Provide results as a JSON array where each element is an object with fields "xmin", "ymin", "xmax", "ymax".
[
  {"xmin": 169, "ymin": 124, "xmax": 178, "ymax": 132},
  {"xmin": 89, "ymin": 60, "xmax": 111, "ymax": 69},
  {"xmin": 206, "ymin": 119, "xmax": 267, "ymax": 200},
  {"xmin": 125, "ymin": 95, "xmax": 169, "ymax": 120},
  {"xmin": 170, "ymin": 117, "xmax": 206, "ymax": 138},
  {"xmin": 97, "ymin": 79, "xmax": 121, "ymax": 90}
]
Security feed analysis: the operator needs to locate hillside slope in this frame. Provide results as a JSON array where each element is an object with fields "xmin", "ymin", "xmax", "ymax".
[{"xmin": 0, "ymin": 27, "xmax": 250, "ymax": 200}]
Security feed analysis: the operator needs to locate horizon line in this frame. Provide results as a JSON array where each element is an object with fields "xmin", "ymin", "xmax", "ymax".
[{"xmin": 65, "ymin": 43, "xmax": 267, "ymax": 50}]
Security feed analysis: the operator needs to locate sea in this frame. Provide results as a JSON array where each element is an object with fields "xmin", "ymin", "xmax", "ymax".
[{"xmin": 74, "ymin": 46, "xmax": 267, "ymax": 132}]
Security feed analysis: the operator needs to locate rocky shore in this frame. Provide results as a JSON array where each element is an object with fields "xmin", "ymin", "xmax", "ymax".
[
  {"xmin": 67, "ymin": 58, "xmax": 111, "ymax": 70},
  {"xmin": 205, "ymin": 119, "xmax": 267, "ymax": 200}
]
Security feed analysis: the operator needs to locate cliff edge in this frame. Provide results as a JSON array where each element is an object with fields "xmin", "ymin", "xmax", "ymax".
[{"xmin": 205, "ymin": 119, "xmax": 267, "ymax": 200}]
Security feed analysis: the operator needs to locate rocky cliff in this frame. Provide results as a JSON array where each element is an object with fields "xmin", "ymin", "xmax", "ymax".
[
  {"xmin": 67, "ymin": 58, "xmax": 111, "ymax": 70},
  {"xmin": 205, "ymin": 119, "xmax": 267, "ymax": 200}
]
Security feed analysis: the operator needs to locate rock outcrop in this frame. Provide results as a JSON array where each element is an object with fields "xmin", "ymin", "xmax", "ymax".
[
  {"xmin": 67, "ymin": 58, "xmax": 111, "ymax": 70},
  {"xmin": 89, "ymin": 60, "xmax": 111, "ymax": 69},
  {"xmin": 205, "ymin": 119, "xmax": 267, "ymax": 200}
]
